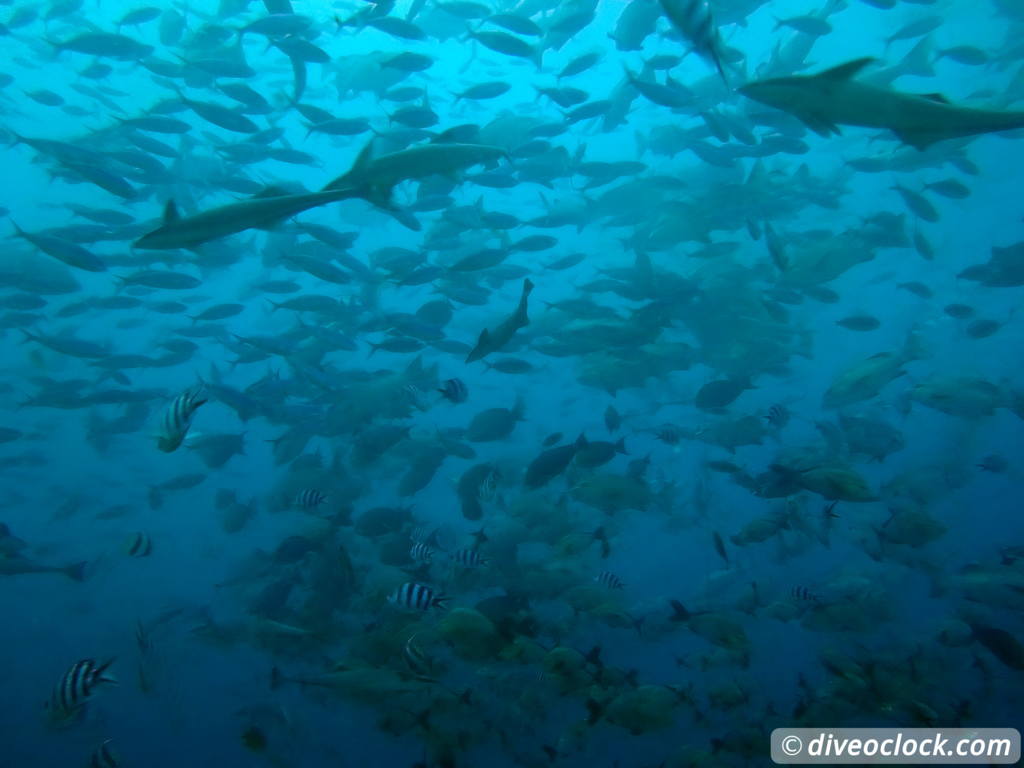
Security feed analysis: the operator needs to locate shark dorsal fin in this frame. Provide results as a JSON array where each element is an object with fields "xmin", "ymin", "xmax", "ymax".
[
  {"xmin": 920, "ymin": 93, "xmax": 950, "ymax": 104},
  {"xmin": 163, "ymin": 200, "xmax": 180, "ymax": 223},
  {"xmin": 351, "ymin": 138, "xmax": 376, "ymax": 176},
  {"xmin": 817, "ymin": 57, "xmax": 876, "ymax": 82}
]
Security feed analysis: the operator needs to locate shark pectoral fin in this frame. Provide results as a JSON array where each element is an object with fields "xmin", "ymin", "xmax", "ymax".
[
  {"xmin": 816, "ymin": 57, "xmax": 877, "ymax": 82},
  {"xmin": 892, "ymin": 127, "xmax": 939, "ymax": 152},
  {"xmin": 163, "ymin": 200, "xmax": 181, "ymax": 224},
  {"xmin": 920, "ymin": 93, "xmax": 951, "ymax": 105},
  {"xmin": 798, "ymin": 113, "xmax": 841, "ymax": 138},
  {"xmin": 389, "ymin": 207, "xmax": 421, "ymax": 232}
]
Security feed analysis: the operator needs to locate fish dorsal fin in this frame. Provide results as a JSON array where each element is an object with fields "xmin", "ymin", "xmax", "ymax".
[
  {"xmin": 817, "ymin": 57, "xmax": 876, "ymax": 82},
  {"xmin": 163, "ymin": 200, "xmax": 180, "ymax": 223},
  {"xmin": 920, "ymin": 93, "xmax": 950, "ymax": 104},
  {"xmin": 351, "ymin": 138, "xmax": 376, "ymax": 176}
]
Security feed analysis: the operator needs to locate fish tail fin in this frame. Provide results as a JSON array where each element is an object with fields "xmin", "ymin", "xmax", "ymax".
[
  {"xmin": 584, "ymin": 697, "xmax": 605, "ymax": 725},
  {"xmin": 714, "ymin": 56, "xmax": 730, "ymax": 88},
  {"xmin": 512, "ymin": 394, "xmax": 526, "ymax": 421},
  {"xmin": 95, "ymin": 658, "xmax": 117, "ymax": 684},
  {"xmin": 633, "ymin": 128, "xmax": 647, "ymax": 158},
  {"xmin": 669, "ymin": 599, "xmax": 690, "ymax": 622},
  {"xmin": 65, "ymin": 561, "xmax": 88, "ymax": 582},
  {"xmin": 903, "ymin": 325, "xmax": 930, "ymax": 361},
  {"xmin": 433, "ymin": 595, "xmax": 451, "ymax": 610},
  {"xmin": 615, "ymin": 436, "xmax": 627, "ymax": 454}
]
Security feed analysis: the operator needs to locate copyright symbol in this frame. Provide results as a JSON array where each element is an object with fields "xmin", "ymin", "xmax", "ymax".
[{"xmin": 781, "ymin": 736, "xmax": 803, "ymax": 756}]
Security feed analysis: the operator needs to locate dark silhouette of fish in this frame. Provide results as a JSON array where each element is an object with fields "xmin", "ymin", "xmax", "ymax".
[{"xmin": 739, "ymin": 58, "xmax": 1024, "ymax": 150}]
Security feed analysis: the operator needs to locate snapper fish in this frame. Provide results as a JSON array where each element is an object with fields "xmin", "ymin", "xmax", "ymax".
[
  {"xmin": 156, "ymin": 384, "xmax": 207, "ymax": 453},
  {"xmin": 45, "ymin": 659, "xmax": 117, "ymax": 727}
]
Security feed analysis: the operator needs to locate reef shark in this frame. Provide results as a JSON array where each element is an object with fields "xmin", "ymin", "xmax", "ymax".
[
  {"xmin": 133, "ymin": 183, "xmax": 382, "ymax": 250},
  {"xmin": 134, "ymin": 141, "xmax": 396, "ymax": 250},
  {"xmin": 739, "ymin": 57, "xmax": 1024, "ymax": 150},
  {"xmin": 466, "ymin": 278, "xmax": 534, "ymax": 363}
]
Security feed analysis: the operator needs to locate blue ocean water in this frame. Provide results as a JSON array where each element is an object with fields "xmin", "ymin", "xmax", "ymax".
[{"xmin": 1, "ymin": 0, "xmax": 1023, "ymax": 766}]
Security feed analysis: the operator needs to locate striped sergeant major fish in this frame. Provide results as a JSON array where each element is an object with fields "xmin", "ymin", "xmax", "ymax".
[
  {"xmin": 125, "ymin": 532, "xmax": 152, "ymax": 557},
  {"xmin": 402, "ymin": 634, "xmax": 433, "ymax": 678},
  {"xmin": 477, "ymin": 467, "xmax": 500, "ymax": 503},
  {"xmin": 596, "ymin": 571, "xmax": 625, "ymax": 590},
  {"xmin": 792, "ymin": 585, "xmax": 819, "ymax": 602},
  {"xmin": 404, "ymin": 384, "xmax": 430, "ymax": 412},
  {"xmin": 409, "ymin": 542, "xmax": 434, "ymax": 563},
  {"xmin": 764, "ymin": 403, "xmax": 791, "ymax": 428},
  {"xmin": 388, "ymin": 582, "xmax": 449, "ymax": 611},
  {"xmin": 293, "ymin": 488, "xmax": 327, "ymax": 509},
  {"xmin": 90, "ymin": 739, "xmax": 119, "ymax": 767},
  {"xmin": 410, "ymin": 525, "xmax": 436, "ymax": 546},
  {"xmin": 45, "ymin": 659, "xmax": 117, "ymax": 726},
  {"xmin": 156, "ymin": 384, "xmax": 207, "ymax": 452},
  {"xmin": 438, "ymin": 377, "xmax": 468, "ymax": 403},
  {"xmin": 450, "ymin": 548, "xmax": 488, "ymax": 568},
  {"xmin": 658, "ymin": 0, "xmax": 728, "ymax": 86}
]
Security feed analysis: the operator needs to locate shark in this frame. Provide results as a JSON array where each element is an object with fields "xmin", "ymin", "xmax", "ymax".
[
  {"xmin": 0, "ymin": 554, "xmax": 86, "ymax": 581},
  {"xmin": 133, "ymin": 183, "xmax": 381, "ymax": 250},
  {"xmin": 466, "ymin": 278, "xmax": 534, "ymax": 363},
  {"xmin": 133, "ymin": 142, "xmax": 400, "ymax": 250},
  {"xmin": 738, "ymin": 57, "xmax": 1024, "ymax": 151},
  {"xmin": 323, "ymin": 140, "xmax": 508, "ymax": 192}
]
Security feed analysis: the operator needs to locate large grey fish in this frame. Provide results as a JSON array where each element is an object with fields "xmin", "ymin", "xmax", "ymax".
[
  {"xmin": 659, "ymin": 0, "xmax": 728, "ymax": 85},
  {"xmin": 0, "ymin": 555, "xmax": 86, "ymax": 581},
  {"xmin": 739, "ymin": 58, "xmax": 1024, "ymax": 150},
  {"xmin": 466, "ymin": 278, "xmax": 534, "ymax": 363},
  {"xmin": 133, "ymin": 183, "xmax": 383, "ymax": 250},
  {"xmin": 324, "ymin": 139, "xmax": 507, "ymax": 193}
]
